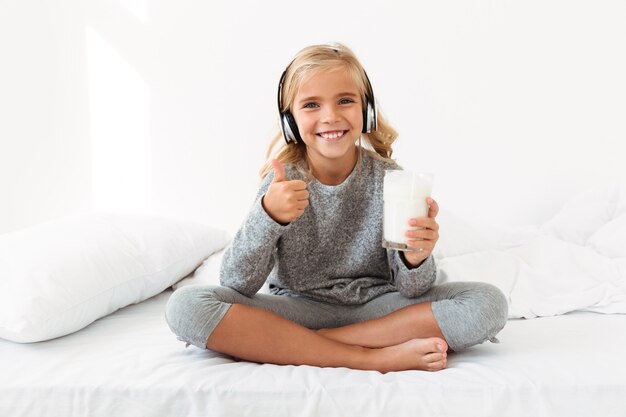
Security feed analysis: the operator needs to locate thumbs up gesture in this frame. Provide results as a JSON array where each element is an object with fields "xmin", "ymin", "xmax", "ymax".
[{"xmin": 262, "ymin": 159, "xmax": 309, "ymax": 224}]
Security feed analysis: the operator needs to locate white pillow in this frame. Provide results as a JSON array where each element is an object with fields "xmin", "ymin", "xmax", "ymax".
[
  {"xmin": 587, "ymin": 214, "xmax": 626, "ymax": 258},
  {"xmin": 0, "ymin": 213, "xmax": 229, "ymax": 343},
  {"xmin": 433, "ymin": 209, "xmax": 538, "ymax": 259},
  {"xmin": 541, "ymin": 182, "xmax": 624, "ymax": 245},
  {"xmin": 173, "ymin": 247, "xmax": 226, "ymax": 289},
  {"xmin": 173, "ymin": 246, "xmax": 271, "ymax": 293}
]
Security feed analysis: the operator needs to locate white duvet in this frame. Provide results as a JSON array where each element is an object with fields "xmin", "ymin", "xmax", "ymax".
[{"xmin": 434, "ymin": 182, "xmax": 626, "ymax": 318}]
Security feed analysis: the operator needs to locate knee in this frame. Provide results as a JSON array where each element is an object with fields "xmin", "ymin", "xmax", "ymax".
[
  {"xmin": 474, "ymin": 282, "xmax": 509, "ymax": 336},
  {"xmin": 165, "ymin": 285, "xmax": 204, "ymax": 337},
  {"xmin": 433, "ymin": 281, "xmax": 509, "ymax": 351},
  {"xmin": 165, "ymin": 285, "xmax": 229, "ymax": 348}
]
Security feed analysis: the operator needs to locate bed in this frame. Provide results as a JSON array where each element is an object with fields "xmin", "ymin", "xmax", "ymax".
[
  {"xmin": 1, "ymin": 183, "xmax": 625, "ymax": 417},
  {"xmin": 2, "ymin": 290, "xmax": 626, "ymax": 417}
]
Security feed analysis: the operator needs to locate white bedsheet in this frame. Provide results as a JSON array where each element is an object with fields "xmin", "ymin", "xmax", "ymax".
[{"xmin": 2, "ymin": 289, "xmax": 626, "ymax": 417}]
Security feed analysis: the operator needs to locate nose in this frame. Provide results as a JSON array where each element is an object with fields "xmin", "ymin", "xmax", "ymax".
[{"xmin": 321, "ymin": 105, "xmax": 341, "ymax": 124}]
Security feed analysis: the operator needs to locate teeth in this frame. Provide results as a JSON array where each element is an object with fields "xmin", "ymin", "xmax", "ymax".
[{"xmin": 319, "ymin": 131, "xmax": 344, "ymax": 139}]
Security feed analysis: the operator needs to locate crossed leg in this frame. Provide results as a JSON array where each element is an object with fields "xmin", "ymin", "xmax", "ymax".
[
  {"xmin": 168, "ymin": 282, "xmax": 507, "ymax": 372},
  {"xmin": 317, "ymin": 302, "xmax": 447, "ymax": 349},
  {"xmin": 206, "ymin": 301, "xmax": 448, "ymax": 373}
]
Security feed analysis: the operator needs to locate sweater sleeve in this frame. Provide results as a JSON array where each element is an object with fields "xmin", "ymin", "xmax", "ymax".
[
  {"xmin": 389, "ymin": 251, "xmax": 437, "ymax": 298},
  {"xmin": 219, "ymin": 172, "xmax": 292, "ymax": 297}
]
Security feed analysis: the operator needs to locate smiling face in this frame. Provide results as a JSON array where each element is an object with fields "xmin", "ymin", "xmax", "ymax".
[{"xmin": 291, "ymin": 67, "xmax": 363, "ymax": 176}]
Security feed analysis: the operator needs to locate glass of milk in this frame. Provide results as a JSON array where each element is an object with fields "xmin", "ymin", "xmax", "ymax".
[{"xmin": 382, "ymin": 170, "xmax": 434, "ymax": 251}]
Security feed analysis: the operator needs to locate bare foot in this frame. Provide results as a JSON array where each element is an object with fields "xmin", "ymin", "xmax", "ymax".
[{"xmin": 378, "ymin": 337, "xmax": 448, "ymax": 373}]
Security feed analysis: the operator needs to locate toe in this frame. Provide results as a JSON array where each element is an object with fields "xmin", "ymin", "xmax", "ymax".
[
  {"xmin": 427, "ymin": 359, "xmax": 446, "ymax": 371},
  {"xmin": 433, "ymin": 338, "xmax": 448, "ymax": 352},
  {"xmin": 424, "ymin": 352, "xmax": 445, "ymax": 363}
]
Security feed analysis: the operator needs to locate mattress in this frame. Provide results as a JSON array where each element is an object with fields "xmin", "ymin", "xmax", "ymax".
[{"xmin": 2, "ymin": 289, "xmax": 626, "ymax": 417}]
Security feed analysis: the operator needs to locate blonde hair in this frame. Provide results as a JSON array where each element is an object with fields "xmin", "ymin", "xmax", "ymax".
[{"xmin": 260, "ymin": 43, "xmax": 399, "ymax": 179}]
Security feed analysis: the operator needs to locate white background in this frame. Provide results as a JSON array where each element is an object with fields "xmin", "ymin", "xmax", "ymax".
[{"xmin": 1, "ymin": 0, "xmax": 625, "ymax": 235}]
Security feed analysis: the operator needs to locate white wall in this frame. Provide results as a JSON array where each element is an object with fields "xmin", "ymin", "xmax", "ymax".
[{"xmin": 1, "ymin": 0, "xmax": 625, "ymax": 235}]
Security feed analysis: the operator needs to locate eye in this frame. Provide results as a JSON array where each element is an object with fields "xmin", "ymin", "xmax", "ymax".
[
  {"xmin": 339, "ymin": 98, "xmax": 355, "ymax": 105},
  {"xmin": 303, "ymin": 102, "xmax": 319, "ymax": 109}
]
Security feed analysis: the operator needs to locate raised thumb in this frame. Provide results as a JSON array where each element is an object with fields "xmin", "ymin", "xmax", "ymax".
[{"xmin": 271, "ymin": 159, "xmax": 286, "ymax": 183}]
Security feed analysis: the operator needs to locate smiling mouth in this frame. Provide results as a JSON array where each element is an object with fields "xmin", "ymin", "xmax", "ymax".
[{"xmin": 317, "ymin": 130, "xmax": 348, "ymax": 141}]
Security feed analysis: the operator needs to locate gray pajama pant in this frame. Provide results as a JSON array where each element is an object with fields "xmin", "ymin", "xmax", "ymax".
[{"xmin": 165, "ymin": 281, "xmax": 508, "ymax": 352}]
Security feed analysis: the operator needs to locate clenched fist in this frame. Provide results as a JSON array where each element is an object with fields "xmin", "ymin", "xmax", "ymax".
[{"xmin": 262, "ymin": 159, "xmax": 309, "ymax": 224}]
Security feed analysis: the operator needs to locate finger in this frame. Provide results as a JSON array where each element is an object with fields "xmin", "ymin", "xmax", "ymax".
[
  {"xmin": 405, "ymin": 228, "xmax": 438, "ymax": 240},
  {"xmin": 409, "ymin": 217, "xmax": 439, "ymax": 231},
  {"xmin": 406, "ymin": 239, "xmax": 434, "ymax": 252},
  {"xmin": 286, "ymin": 179, "xmax": 308, "ymax": 191},
  {"xmin": 427, "ymin": 197, "xmax": 439, "ymax": 218},
  {"xmin": 406, "ymin": 235, "xmax": 434, "ymax": 247},
  {"xmin": 272, "ymin": 159, "xmax": 286, "ymax": 183},
  {"xmin": 293, "ymin": 189, "xmax": 309, "ymax": 201},
  {"xmin": 298, "ymin": 199, "xmax": 310, "ymax": 210}
]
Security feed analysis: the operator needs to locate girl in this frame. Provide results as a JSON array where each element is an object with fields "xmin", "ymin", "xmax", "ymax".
[{"xmin": 166, "ymin": 43, "xmax": 507, "ymax": 373}]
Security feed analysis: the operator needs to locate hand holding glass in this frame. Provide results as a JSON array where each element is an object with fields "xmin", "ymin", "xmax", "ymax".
[{"xmin": 382, "ymin": 170, "xmax": 434, "ymax": 251}]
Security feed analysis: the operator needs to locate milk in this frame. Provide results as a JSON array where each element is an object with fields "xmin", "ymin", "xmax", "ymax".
[{"xmin": 382, "ymin": 170, "xmax": 433, "ymax": 251}]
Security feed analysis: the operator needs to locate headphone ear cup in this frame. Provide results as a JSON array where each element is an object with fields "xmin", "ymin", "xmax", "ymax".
[
  {"xmin": 362, "ymin": 100, "xmax": 376, "ymax": 133},
  {"xmin": 283, "ymin": 111, "xmax": 302, "ymax": 144}
]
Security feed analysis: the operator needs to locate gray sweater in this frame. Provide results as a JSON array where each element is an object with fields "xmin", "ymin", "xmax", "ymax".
[{"xmin": 219, "ymin": 149, "xmax": 437, "ymax": 305}]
